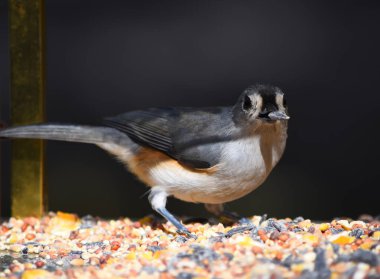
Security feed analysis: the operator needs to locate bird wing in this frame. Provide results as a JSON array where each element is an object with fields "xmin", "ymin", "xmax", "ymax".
[
  {"xmin": 104, "ymin": 108, "xmax": 174, "ymax": 156},
  {"xmin": 104, "ymin": 107, "xmax": 232, "ymax": 169}
]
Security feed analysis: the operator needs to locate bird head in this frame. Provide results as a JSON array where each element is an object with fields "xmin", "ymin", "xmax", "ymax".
[{"xmin": 233, "ymin": 84, "xmax": 289, "ymax": 125}]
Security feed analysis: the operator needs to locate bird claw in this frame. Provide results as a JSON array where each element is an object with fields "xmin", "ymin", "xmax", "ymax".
[{"xmin": 176, "ymin": 229, "xmax": 197, "ymax": 239}]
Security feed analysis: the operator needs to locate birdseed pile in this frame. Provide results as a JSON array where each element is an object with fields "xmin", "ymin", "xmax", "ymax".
[{"xmin": 0, "ymin": 212, "xmax": 379, "ymax": 278}]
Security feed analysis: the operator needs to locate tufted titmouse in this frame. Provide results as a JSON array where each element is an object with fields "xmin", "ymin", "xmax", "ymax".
[{"xmin": 0, "ymin": 84, "xmax": 289, "ymax": 237}]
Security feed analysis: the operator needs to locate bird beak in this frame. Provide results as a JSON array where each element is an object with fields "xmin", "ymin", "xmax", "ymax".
[{"xmin": 268, "ymin": 111, "xmax": 290, "ymax": 120}]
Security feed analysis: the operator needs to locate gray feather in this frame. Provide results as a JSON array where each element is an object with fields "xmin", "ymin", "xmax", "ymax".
[
  {"xmin": 105, "ymin": 107, "xmax": 236, "ymax": 169},
  {"xmin": 0, "ymin": 124, "xmax": 132, "ymax": 147}
]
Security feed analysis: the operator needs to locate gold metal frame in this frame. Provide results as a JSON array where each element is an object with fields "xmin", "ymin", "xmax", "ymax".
[{"xmin": 9, "ymin": 0, "xmax": 46, "ymax": 217}]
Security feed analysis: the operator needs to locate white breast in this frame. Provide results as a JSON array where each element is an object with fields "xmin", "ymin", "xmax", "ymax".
[
  {"xmin": 99, "ymin": 121, "xmax": 287, "ymax": 205},
  {"xmin": 148, "ymin": 122, "xmax": 287, "ymax": 204}
]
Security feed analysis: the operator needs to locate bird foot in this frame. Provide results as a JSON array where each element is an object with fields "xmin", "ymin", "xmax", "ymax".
[{"xmin": 176, "ymin": 229, "xmax": 197, "ymax": 239}]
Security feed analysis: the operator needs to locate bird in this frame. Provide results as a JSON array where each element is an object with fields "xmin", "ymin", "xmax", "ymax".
[{"xmin": 0, "ymin": 84, "xmax": 289, "ymax": 237}]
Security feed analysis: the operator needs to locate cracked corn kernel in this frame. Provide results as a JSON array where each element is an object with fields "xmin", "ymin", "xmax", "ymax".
[
  {"xmin": 21, "ymin": 269, "xmax": 51, "ymax": 279},
  {"xmin": 331, "ymin": 235, "xmax": 355, "ymax": 245},
  {"xmin": 319, "ymin": 223, "xmax": 330, "ymax": 232}
]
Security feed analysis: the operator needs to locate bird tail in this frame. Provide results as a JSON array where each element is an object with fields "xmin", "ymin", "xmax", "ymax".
[{"xmin": 0, "ymin": 124, "xmax": 129, "ymax": 145}]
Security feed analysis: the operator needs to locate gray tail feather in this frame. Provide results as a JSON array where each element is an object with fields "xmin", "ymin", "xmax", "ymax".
[{"xmin": 0, "ymin": 124, "xmax": 130, "ymax": 145}]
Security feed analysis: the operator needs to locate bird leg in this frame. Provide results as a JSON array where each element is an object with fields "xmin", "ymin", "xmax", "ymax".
[
  {"xmin": 149, "ymin": 187, "xmax": 196, "ymax": 239},
  {"xmin": 205, "ymin": 203, "xmax": 243, "ymax": 224}
]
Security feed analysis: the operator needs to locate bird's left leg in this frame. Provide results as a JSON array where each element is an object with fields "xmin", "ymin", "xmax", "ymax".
[
  {"xmin": 205, "ymin": 203, "xmax": 246, "ymax": 224},
  {"xmin": 149, "ymin": 187, "xmax": 197, "ymax": 238}
]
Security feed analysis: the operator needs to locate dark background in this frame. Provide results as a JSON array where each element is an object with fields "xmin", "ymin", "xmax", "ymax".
[{"xmin": 1, "ymin": 1, "xmax": 379, "ymax": 220}]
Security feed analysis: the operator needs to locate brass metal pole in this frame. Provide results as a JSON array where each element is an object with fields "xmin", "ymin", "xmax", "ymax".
[{"xmin": 9, "ymin": 0, "xmax": 46, "ymax": 217}]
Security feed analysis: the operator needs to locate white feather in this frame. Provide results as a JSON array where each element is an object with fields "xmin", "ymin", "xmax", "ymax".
[
  {"xmin": 146, "ymin": 121, "xmax": 287, "ymax": 204},
  {"xmin": 98, "ymin": 121, "xmax": 287, "ymax": 205}
]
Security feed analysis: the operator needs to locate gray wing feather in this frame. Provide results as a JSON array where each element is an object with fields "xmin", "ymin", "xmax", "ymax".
[
  {"xmin": 104, "ymin": 107, "xmax": 234, "ymax": 169},
  {"xmin": 104, "ymin": 109, "xmax": 173, "ymax": 154}
]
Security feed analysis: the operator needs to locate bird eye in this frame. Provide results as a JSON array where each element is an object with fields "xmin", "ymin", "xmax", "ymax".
[{"xmin": 243, "ymin": 95, "xmax": 252, "ymax": 111}]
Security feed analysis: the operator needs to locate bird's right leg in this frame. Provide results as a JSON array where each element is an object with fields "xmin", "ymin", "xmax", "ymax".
[{"xmin": 149, "ymin": 187, "xmax": 197, "ymax": 239}]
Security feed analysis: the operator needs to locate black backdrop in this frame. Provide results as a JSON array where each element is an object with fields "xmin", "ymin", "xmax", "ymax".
[{"xmin": 1, "ymin": 1, "xmax": 380, "ymax": 220}]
